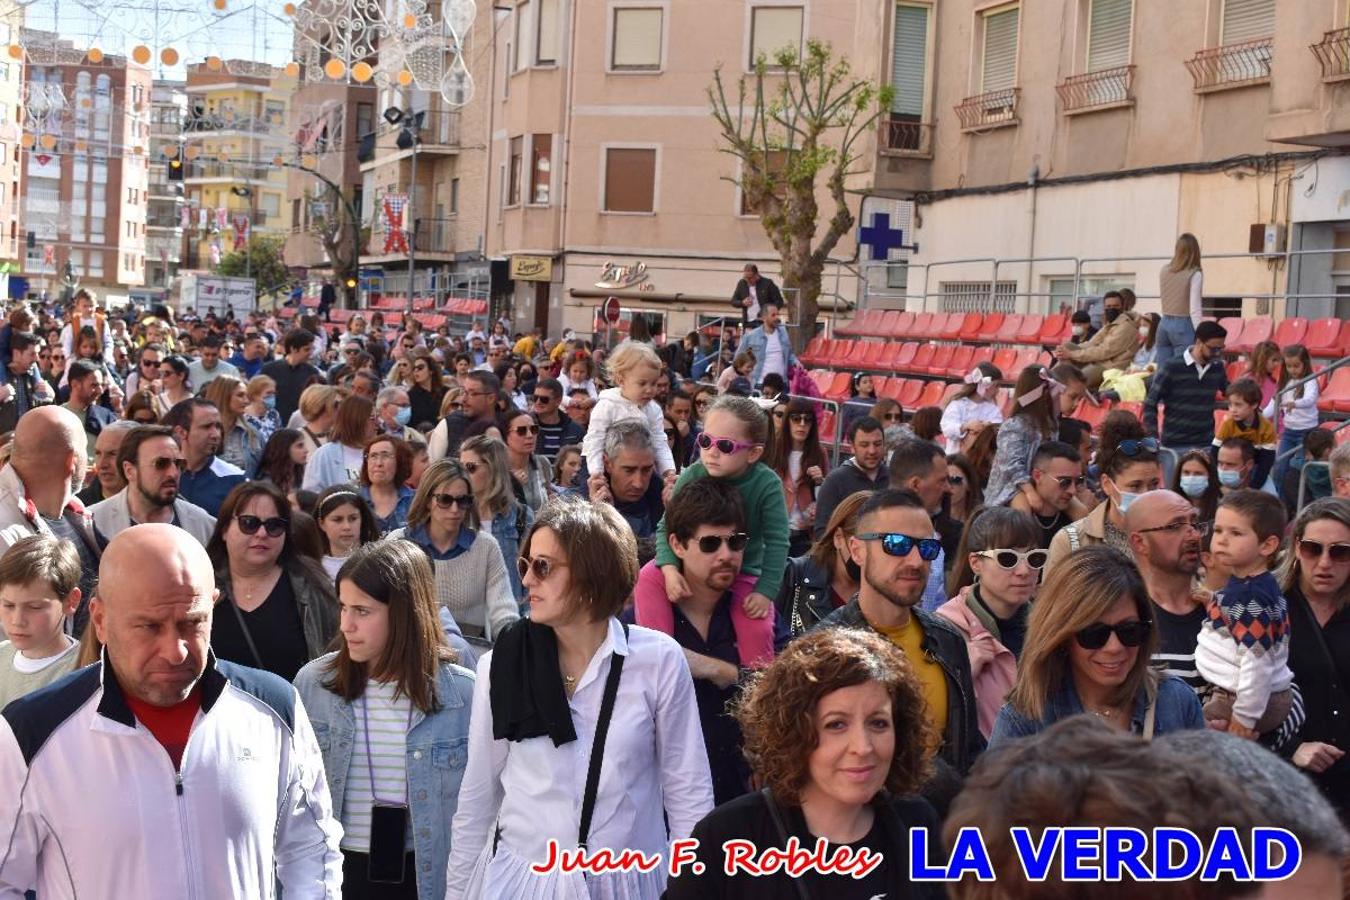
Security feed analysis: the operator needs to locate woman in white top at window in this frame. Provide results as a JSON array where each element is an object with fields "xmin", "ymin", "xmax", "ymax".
[
  {"xmin": 446, "ymin": 497, "xmax": 714, "ymax": 900},
  {"xmin": 940, "ymin": 362, "xmax": 1004, "ymax": 453}
]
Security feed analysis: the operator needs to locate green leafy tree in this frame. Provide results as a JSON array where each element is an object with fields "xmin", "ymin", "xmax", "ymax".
[
  {"xmin": 216, "ymin": 235, "xmax": 292, "ymax": 298},
  {"xmin": 709, "ymin": 40, "xmax": 891, "ymax": 349}
]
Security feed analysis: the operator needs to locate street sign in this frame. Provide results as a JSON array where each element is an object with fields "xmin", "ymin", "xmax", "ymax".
[{"xmin": 604, "ymin": 295, "xmax": 621, "ymax": 324}]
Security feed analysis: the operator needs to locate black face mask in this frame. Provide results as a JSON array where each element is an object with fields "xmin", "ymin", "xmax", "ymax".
[
  {"xmin": 844, "ymin": 558, "xmax": 861, "ymax": 582},
  {"xmin": 1103, "ymin": 308, "xmax": 1121, "ymax": 323}
]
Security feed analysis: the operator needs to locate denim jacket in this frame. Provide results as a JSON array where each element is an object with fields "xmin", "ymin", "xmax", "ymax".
[
  {"xmin": 988, "ymin": 673, "xmax": 1204, "ymax": 747},
  {"xmin": 294, "ymin": 653, "xmax": 476, "ymax": 900},
  {"xmin": 487, "ymin": 499, "xmax": 534, "ymax": 603}
]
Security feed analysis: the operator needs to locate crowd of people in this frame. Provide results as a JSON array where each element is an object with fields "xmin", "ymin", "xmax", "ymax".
[{"xmin": 0, "ymin": 245, "xmax": 1347, "ymax": 898}]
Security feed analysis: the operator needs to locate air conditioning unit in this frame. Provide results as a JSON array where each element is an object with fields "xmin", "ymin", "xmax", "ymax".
[{"xmin": 1248, "ymin": 222, "xmax": 1286, "ymax": 257}]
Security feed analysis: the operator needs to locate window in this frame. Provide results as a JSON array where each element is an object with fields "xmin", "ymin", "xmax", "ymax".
[
  {"xmin": 980, "ymin": 4, "xmax": 1020, "ymax": 93},
  {"xmin": 508, "ymin": 136, "xmax": 523, "ymax": 206},
  {"xmin": 889, "ymin": 3, "xmax": 931, "ymax": 148},
  {"xmin": 1220, "ymin": 0, "xmax": 1274, "ymax": 44},
  {"xmin": 536, "ymin": 0, "xmax": 559, "ymax": 63},
  {"xmin": 1086, "ymin": 0, "xmax": 1131, "ymax": 70},
  {"xmin": 356, "ymin": 102, "xmax": 373, "ymax": 137},
  {"xmin": 513, "ymin": 1, "xmax": 531, "ymax": 72},
  {"xmin": 291, "ymin": 198, "xmax": 301, "ymax": 230},
  {"xmin": 531, "ymin": 134, "xmax": 552, "ymax": 204},
  {"xmin": 603, "ymin": 147, "xmax": 657, "ymax": 213},
  {"xmin": 260, "ymin": 193, "xmax": 280, "ymax": 218},
  {"xmin": 939, "ymin": 281, "xmax": 1017, "ymax": 313},
  {"xmin": 450, "ymin": 178, "xmax": 459, "ymax": 214},
  {"xmin": 749, "ymin": 6, "xmax": 804, "ymax": 68},
  {"xmin": 611, "ymin": 7, "xmax": 663, "ymax": 71},
  {"xmin": 265, "ymin": 101, "xmax": 285, "ymax": 125}
]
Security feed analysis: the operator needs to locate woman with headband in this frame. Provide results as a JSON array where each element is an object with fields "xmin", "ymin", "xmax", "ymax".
[
  {"xmin": 940, "ymin": 362, "xmax": 1004, "ymax": 453},
  {"xmin": 983, "ymin": 365, "xmax": 1063, "ymax": 507}
]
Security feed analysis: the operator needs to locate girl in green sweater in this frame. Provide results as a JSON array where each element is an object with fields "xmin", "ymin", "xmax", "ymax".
[{"xmin": 632, "ymin": 395, "xmax": 789, "ymax": 666}]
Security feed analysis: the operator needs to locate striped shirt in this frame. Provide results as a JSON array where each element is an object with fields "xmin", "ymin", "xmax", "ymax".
[
  {"xmin": 1151, "ymin": 602, "xmax": 1207, "ymax": 694},
  {"xmin": 339, "ymin": 679, "xmax": 412, "ymax": 853}
]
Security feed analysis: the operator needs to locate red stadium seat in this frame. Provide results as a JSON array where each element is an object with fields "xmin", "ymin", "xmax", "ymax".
[
  {"xmin": 994, "ymin": 314, "xmax": 1024, "ymax": 344},
  {"xmin": 939, "ymin": 382, "xmax": 964, "ymax": 406},
  {"xmin": 818, "ymin": 410, "xmax": 838, "ymax": 445},
  {"xmin": 801, "ymin": 337, "xmax": 827, "ymax": 365},
  {"xmin": 1318, "ymin": 367, "xmax": 1350, "ymax": 414},
  {"xmin": 893, "ymin": 342, "xmax": 919, "ymax": 370},
  {"xmin": 1072, "ymin": 398, "xmax": 1112, "ymax": 432},
  {"xmin": 1039, "ymin": 314, "xmax": 1070, "ymax": 343},
  {"xmin": 925, "ymin": 345, "xmax": 956, "ymax": 376},
  {"xmin": 886, "ymin": 311, "xmax": 916, "ymax": 339},
  {"xmin": 1015, "ymin": 314, "xmax": 1045, "ymax": 343},
  {"xmin": 878, "ymin": 342, "xmax": 904, "ymax": 370},
  {"xmin": 945, "ymin": 346, "xmax": 976, "ymax": 379},
  {"xmin": 967, "ymin": 346, "xmax": 996, "ymax": 371},
  {"xmin": 976, "ymin": 313, "xmax": 1007, "ymax": 343},
  {"xmin": 1217, "ymin": 317, "xmax": 1245, "ymax": 347},
  {"xmin": 1272, "ymin": 317, "xmax": 1308, "ymax": 349},
  {"xmin": 1225, "ymin": 361, "xmax": 1246, "ymax": 384},
  {"xmin": 1307, "ymin": 318, "xmax": 1345, "ymax": 357},
  {"xmin": 1116, "ymin": 401, "xmax": 1143, "ymax": 421},
  {"xmin": 1232, "ymin": 317, "xmax": 1273, "ymax": 355},
  {"xmin": 909, "ymin": 344, "xmax": 936, "ymax": 374},
  {"xmin": 875, "ymin": 310, "xmax": 903, "ymax": 338},
  {"xmin": 991, "ymin": 348, "xmax": 1018, "ymax": 375},
  {"xmin": 1006, "ymin": 348, "xmax": 1045, "ymax": 380},
  {"xmin": 914, "ymin": 380, "xmax": 946, "ymax": 410},
  {"xmin": 911, "ymin": 312, "xmax": 937, "ymax": 340},
  {"xmin": 837, "ymin": 309, "xmax": 882, "ymax": 337},
  {"xmin": 897, "ymin": 379, "xmax": 924, "ymax": 409},
  {"xmin": 958, "ymin": 313, "xmax": 985, "ymax": 343},
  {"xmin": 880, "ymin": 377, "xmax": 906, "ymax": 401},
  {"xmin": 824, "ymin": 372, "xmax": 853, "ymax": 401},
  {"xmin": 861, "ymin": 342, "xmax": 887, "ymax": 368},
  {"xmin": 936, "ymin": 313, "xmax": 965, "ymax": 341},
  {"xmin": 1214, "ymin": 409, "xmax": 1228, "ymax": 434}
]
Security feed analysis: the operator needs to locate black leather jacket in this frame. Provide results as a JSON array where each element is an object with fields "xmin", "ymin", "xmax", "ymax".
[{"xmin": 774, "ymin": 556, "xmax": 837, "ymax": 637}]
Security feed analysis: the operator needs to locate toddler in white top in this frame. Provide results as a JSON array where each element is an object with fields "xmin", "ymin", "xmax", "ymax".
[
  {"xmin": 582, "ymin": 340, "xmax": 678, "ymax": 482},
  {"xmin": 940, "ymin": 362, "xmax": 1005, "ymax": 449}
]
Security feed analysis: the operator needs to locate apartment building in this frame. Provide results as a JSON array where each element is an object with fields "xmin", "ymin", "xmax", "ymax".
[
  {"xmin": 0, "ymin": 3, "xmax": 22, "ymax": 278},
  {"xmin": 142, "ymin": 80, "xmax": 186, "ymax": 303},
  {"xmin": 17, "ymin": 36, "xmax": 150, "ymax": 299},
  {"xmin": 182, "ymin": 61, "xmax": 294, "ymax": 276}
]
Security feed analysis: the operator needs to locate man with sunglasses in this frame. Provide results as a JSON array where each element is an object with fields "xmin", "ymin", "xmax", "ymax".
[
  {"xmin": 123, "ymin": 343, "xmax": 163, "ymax": 397},
  {"xmin": 811, "ymin": 416, "xmax": 889, "ymax": 541},
  {"xmin": 816, "ymin": 489, "xmax": 983, "ymax": 780},
  {"xmin": 623, "ymin": 479, "xmax": 788, "ymax": 804},
  {"xmin": 1011, "ymin": 441, "xmax": 1091, "ymax": 549},
  {"xmin": 90, "ymin": 425, "xmax": 217, "ymax": 549},
  {"xmin": 428, "ymin": 371, "xmax": 500, "ymax": 461},
  {"xmin": 163, "ymin": 398, "xmax": 245, "ymax": 519},
  {"xmin": 1144, "ymin": 320, "xmax": 1229, "ymax": 460},
  {"xmin": 532, "ymin": 378, "xmax": 583, "ymax": 457}
]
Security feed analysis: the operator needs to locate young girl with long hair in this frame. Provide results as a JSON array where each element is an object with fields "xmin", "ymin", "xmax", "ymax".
[
  {"xmin": 1246, "ymin": 340, "xmax": 1282, "ymax": 413},
  {"xmin": 1272, "ymin": 343, "xmax": 1320, "ymax": 489},
  {"xmin": 941, "ymin": 361, "xmax": 1004, "ymax": 451},
  {"xmin": 314, "ymin": 485, "xmax": 381, "ymax": 582},
  {"xmin": 769, "ymin": 397, "xmax": 829, "ymax": 558},
  {"xmin": 257, "ymin": 428, "xmax": 309, "ymax": 503},
  {"xmin": 983, "ymin": 364, "xmax": 1060, "ymax": 507}
]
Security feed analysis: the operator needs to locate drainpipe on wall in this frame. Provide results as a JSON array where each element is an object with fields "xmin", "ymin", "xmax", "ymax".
[{"xmin": 1026, "ymin": 162, "xmax": 1040, "ymax": 314}]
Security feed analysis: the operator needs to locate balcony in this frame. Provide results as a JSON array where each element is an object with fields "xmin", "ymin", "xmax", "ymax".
[
  {"xmin": 1057, "ymin": 65, "xmax": 1134, "ymax": 114},
  {"xmin": 954, "ymin": 88, "xmax": 1019, "ymax": 131},
  {"xmin": 182, "ymin": 112, "xmax": 281, "ymax": 136},
  {"xmin": 361, "ymin": 110, "xmax": 462, "ymax": 171},
  {"xmin": 879, "ymin": 116, "xmax": 934, "ymax": 157},
  {"xmin": 146, "ymin": 215, "xmax": 183, "ymax": 230},
  {"xmin": 366, "ymin": 217, "xmax": 455, "ymax": 260},
  {"xmin": 183, "ymin": 161, "xmax": 272, "ymax": 184},
  {"xmin": 1185, "ymin": 38, "xmax": 1273, "ymax": 93},
  {"xmin": 1311, "ymin": 27, "xmax": 1350, "ymax": 82}
]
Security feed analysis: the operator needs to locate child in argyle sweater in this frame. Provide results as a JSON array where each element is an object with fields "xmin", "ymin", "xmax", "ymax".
[{"xmin": 1195, "ymin": 490, "xmax": 1294, "ymax": 738}]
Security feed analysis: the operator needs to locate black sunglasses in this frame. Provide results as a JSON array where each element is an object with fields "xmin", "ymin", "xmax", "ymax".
[
  {"xmin": 532, "ymin": 394, "xmax": 554, "ymax": 404},
  {"xmin": 432, "ymin": 492, "xmax": 474, "ymax": 510},
  {"xmin": 141, "ymin": 358, "xmax": 159, "ymax": 367},
  {"xmin": 147, "ymin": 456, "xmax": 186, "ymax": 473},
  {"xmin": 1115, "ymin": 438, "xmax": 1160, "ymax": 457},
  {"xmin": 461, "ymin": 461, "xmax": 480, "ymax": 474},
  {"xmin": 788, "ymin": 412, "xmax": 813, "ymax": 425},
  {"xmin": 1074, "ymin": 620, "xmax": 1151, "ymax": 650},
  {"xmin": 511, "ymin": 424, "xmax": 539, "ymax": 436},
  {"xmin": 236, "ymin": 514, "xmax": 288, "ymax": 537},
  {"xmin": 855, "ymin": 532, "xmax": 942, "ymax": 560},
  {"xmin": 695, "ymin": 532, "xmax": 749, "ymax": 553},
  {"xmin": 882, "ymin": 412, "xmax": 903, "ymax": 422},
  {"xmin": 1297, "ymin": 539, "xmax": 1350, "ymax": 564}
]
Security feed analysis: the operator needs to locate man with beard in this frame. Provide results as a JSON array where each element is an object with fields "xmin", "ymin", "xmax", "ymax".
[
  {"xmin": 624, "ymin": 479, "xmax": 788, "ymax": 804},
  {"xmin": 1125, "ymin": 490, "xmax": 1211, "ymax": 694},
  {"xmin": 1009, "ymin": 441, "xmax": 1091, "ymax": 548},
  {"xmin": 162, "ymin": 398, "xmax": 245, "ymax": 518},
  {"xmin": 811, "ymin": 416, "xmax": 888, "ymax": 541},
  {"xmin": 90, "ymin": 426, "xmax": 218, "ymax": 549},
  {"xmin": 816, "ymin": 489, "xmax": 982, "ymax": 786}
]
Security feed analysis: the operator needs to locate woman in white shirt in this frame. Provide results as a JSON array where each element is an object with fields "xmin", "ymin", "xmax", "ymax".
[
  {"xmin": 940, "ymin": 362, "xmax": 1004, "ymax": 453},
  {"xmin": 304, "ymin": 395, "xmax": 377, "ymax": 492},
  {"xmin": 447, "ymin": 497, "xmax": 714, "ymax": 899}
]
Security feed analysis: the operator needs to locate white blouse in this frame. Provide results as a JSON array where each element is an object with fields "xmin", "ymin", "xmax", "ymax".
[
  {"xmin": 940, "ymin": 397, "xmax": 1004, "ymax": 446},
  {"xmin": 446, "ymin": 619, "xmax": 714, "ymax": 900}
]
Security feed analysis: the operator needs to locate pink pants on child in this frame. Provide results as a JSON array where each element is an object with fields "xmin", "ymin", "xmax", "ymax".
[{"xmin": 631, "ymin": 560, "xmax": 777, "ymax": 668}]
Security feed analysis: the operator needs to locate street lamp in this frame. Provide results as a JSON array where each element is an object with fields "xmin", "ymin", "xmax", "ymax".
[{"xmin": 384, "ymin": 105, "xmax": 424, "ymax": 315}]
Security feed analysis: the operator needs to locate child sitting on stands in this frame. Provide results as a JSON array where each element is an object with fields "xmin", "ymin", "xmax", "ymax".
[
  {"xmin": 1281, "ymin": 427, "xmax": 1335, "ymax": 515},
  {"xmin": 841, "ymin": 371, "xmax": 878, "ymax": 435},
  {"xmin": 0, "ymin": 535, "xmax": 84, "ymax": 708},
  {"xmin": 1212, "ymin": 378, "xmax": 1276, "ymax": 489},
  {"xmin": 1270, "ymin": 344, "xmax": 1320, "ymax": 489},
  {"xmin": 941, "ymin": 362, "xmax": 1004, "ymax": 452},
  {"xmin": 1196, "ymin": 489, "xmax": 1294, "ymax": 739}
]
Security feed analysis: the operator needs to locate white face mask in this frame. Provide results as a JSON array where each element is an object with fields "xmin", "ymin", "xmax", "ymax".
[
  {"xmin": 1073, "ymin": 326, "xmax": 1087, "ymax": 338},
  {"xmin": 1139, "ymin": 326, "xmax": 1150, "ymax": 339}
]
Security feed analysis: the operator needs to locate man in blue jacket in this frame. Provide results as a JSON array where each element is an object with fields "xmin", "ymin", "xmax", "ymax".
[
  {"xmin": 163, "ymin": 397, "xmax": 245, "ymax": 517},
  {"xmin": 740, "ymin": 299, "xmax": 796, "ymax": 388}
]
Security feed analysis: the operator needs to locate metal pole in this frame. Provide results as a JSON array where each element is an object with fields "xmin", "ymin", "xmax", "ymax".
[{"xmin": 405, "ymin": 117, "xmax": 418, "ymax": 316}]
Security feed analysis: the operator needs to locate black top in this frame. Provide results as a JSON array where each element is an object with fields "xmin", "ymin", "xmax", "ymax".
[
  {"xmin": 259, "ymin": 358, "xmax": 323, "ymax": 423},
  {"xmin": 664, "ymin": 790, "xmax": 943, "ymax": 900},
  {"xmin": 1031, "ymin": 509, "xmax": 1072, "ymax": 549},
  {"xmin": 972, "ymin": 587, "xmax": 1028, "ymax": 660},
  {"xmin": 1150, "ymin": 601, "xmax": 1207, "ymax": 694},
  {"xmin": 42, "ymin": 513, "xmax": 98, "ymax": 639},
  {"xmin": 407, "ymin": 384, "xmax": 444, "ymax": 433},
  {"xmin": 211, "ymin": 574, "xmax": 310, "ymax": 682},
  {"xmin": 1286, "ymin": 583, "xmax": 1350, "ymax": 815}
]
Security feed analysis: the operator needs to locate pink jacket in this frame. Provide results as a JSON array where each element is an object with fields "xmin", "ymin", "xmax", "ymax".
[{"xmin": 935, "ymin": 589, "xmax": 1018, "ymax": 739}]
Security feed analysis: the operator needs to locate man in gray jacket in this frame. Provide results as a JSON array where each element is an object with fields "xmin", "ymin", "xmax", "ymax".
[{"xmin": 89, "ymin": 424, "xmax": 217, "ymax": 549}]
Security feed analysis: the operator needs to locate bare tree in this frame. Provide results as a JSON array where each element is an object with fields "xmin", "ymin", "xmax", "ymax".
[{"xmin": 709, "ymin": 40, "xmax": 890, "ymax": 349}]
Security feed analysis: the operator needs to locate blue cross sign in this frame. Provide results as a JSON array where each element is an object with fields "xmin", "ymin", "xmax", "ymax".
[{"xmin": 858, "ymin": 212, "xmax": 911, "ymax": 260}]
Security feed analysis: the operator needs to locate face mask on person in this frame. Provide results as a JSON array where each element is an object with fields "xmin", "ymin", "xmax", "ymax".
[
  {"xmin": 262, "ymin": 395, "xmax": 276, "ymax": 411},
  {"xmin": 1114, "ymin": 491, "xmax": 1140, "ymax": 513},
  {"xmin": 1139, "ymin": 325, "xmax": 1150, "ymax": 340},
  {"xmin": 394, "ymin": 406, "xmax": 412, "ymax": 427},
  {"xmin": 1073, "ymin": 326, "xmax": 1088, "ymax": 338},
  {"xmin": 1178, "ymin": 474, "xmax": 1209, "ymax": 498},
  {"xmin": 1218, "ymin": 469, "xmax": 1243, "ymax": 488},
  {"xmin": 1104, "ymin": 308, "xmax": 1121, "ymax": 323}
]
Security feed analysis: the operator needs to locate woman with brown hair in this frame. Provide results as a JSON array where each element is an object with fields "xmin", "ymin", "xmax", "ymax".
[
  {"xmin": 207, "ymin": 481, "xmax": 338, "ymax": 681},
  {"xmin": 769, "ymin": 397, "xmax": 829, "ymax": 558},
  {"xmin": 303, "ymin": 394, "xmax": 377, "ymax": 492},
  {"xmin": 122, "ymin": 388, "xmax": 160, "ymax": 424},
  {"xmin": 405, "ymin": 348, "xmax": 446, "ymax": 432},
  {"xmin": 501, "ymin": 408, "xmax": 552, "ymax": 511},
  {"xmin": 774, "ymin": 490, "xmax": 869, "ymax": 636},
  {"xmin": 1155, "ymin": 232, "xmax": 1203, "ymax": 367},
  {"xmin": 447, "ymin": 497, "xmax": 713, "ymax": 898},
  {"xmin": 983, "ymin": 364, "xmax": 1061, "ymax": 506},
  {"xmin": 665, "ymin": 628, "xmax": 942, "ymax": 900},
  {"xmin": 989, "ymin": 545, "xmax": 1202, "ymax": 745},
  {"xmin": 204, "ymin": 375, "xmax": 262, "ymax": 476},
  {"xmin": 294, "ymin": 539, "xmax": 475, "ymax": 899},
  {"xmin": 297, "ymin": 383, "xmax": 342, "ymax": 458},
  {"xmin": 359, "ymin": 435, "xmax": 415, "ymax": 534}
]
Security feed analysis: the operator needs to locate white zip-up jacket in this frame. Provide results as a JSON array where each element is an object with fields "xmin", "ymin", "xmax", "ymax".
[{"xmin": 0, "ymin": 654, "xmax": 344, "ymax": 898}]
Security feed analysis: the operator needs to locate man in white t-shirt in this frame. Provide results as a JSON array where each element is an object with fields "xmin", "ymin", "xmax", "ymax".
[{"xmin": 741, "ymin": 300, "xmax": 795, "ymax": 387}]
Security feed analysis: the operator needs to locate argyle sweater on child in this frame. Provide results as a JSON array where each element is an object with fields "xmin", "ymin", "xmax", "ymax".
[{"xmin": 1194, "ymin": 571, "xmax": 1293, "ymax": 729}]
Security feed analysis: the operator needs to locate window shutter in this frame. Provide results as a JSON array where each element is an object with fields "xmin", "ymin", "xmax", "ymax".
[
  {"xmin": 536, "ymin": 0, "xmax": 559, "ymax": 63},
  {"xmin": 1087, "ymin": 0, "xmax": 1131, "ymax": 72},
  {"xmin": 1220, "ymin": 0, "xmax": 1274, "ymax": 44},
  {"xmin": 604, "ymin": 148, "xmax": 657, "ymax": 213},
  {"xmin": 750, "ymin": 7, "xmax": 804, "ymax": 67},
  {"xmin": 981, "ymin": 6, "xmax": 1019, "ymax": 93},
  {"xmin": 891, "ymin": 4, "xmax": 929, "ymax": 116},
  {"xmin": 612, "ymin": 8, "xmax": 663, "ymax": 69}
]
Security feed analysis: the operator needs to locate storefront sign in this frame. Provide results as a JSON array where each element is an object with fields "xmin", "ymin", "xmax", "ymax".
[
  {"xmin": 510, "ymin": 255, "xmax": 553, "ymax": 282},
  {"xmin": 595, "ymin": 260, "xmax": 651, "ymax": 291}
]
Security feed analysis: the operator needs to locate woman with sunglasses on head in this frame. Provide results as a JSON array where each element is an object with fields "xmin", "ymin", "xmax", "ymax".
[
  {"xmin": 946, "ymin": 454, "xmax": 981, "ymax": 521},
  {"xmin": 984, "ymin": 364, "xmax": 1061, "ymax": 507},
  {"xmin": 1046, "ymin": 432, "xmax": 1162, "ymax": 571},
  {"xmin": 769, "ymin": 397, "xmax": 829, "ymax": 558},
  {"xmin": 294, "ymin": 539, "xmax": 475, "ymax": 900},
  {"xmin": 360, "ymin": 435, "xmax": 416, "ymax": 534},
  {"xmin": 405, "ymin": 348, "xmax": 446, "ymax": 433},
  {"xmin": 207, "ymin": 482, "xmax": 339, "ymax": 682},
  {"xmin": 1171, "ymin": 448, "xmax": 1221, "ymax": 526},
  {"xmin": 940, "ymin": 507, "xmax": 1044, "ymax": 738},
  {"xmin": 1280, "ymin": 498, "xmax": 1350, "ymax": 815},
  {"xmin": 989, "ymin": 545, "xmax": 1203, "ymax": 746},
  {"xmin": 775, "ymin": 490, "xmax": 869, "ymax": 637},
  {"xmin": 459, "ymin": 435, "xmax": 535, "ymax": 605},
  {"xmin": 304, "ymin": 394, "xmax": 378, "ymax": 492},
  {"xmin": 502, "ymin": 409, "xmax": 552, "ymax": 511},
  {"xmin": 314, "ymin": 485, "xmax": 381, "ymax": 582},
  {"xmin": 447, "ymin": 497, "xmax": 713, "ymax": 899},
  {"xmin": 387, "ymin": 458, "xmax": 518, "ymax": 643}
]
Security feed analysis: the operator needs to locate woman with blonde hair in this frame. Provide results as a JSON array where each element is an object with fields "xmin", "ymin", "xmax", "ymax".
[
  {"xmin": 989, "ymin": 546, "xmax": 1203, "ymax": 745},
  {"xmin": 204, "ymin": 375, "xmax": 262, "ymax": 476},
  {"xmin": 1155, "ymin": 232, "xmax": 1203, "ymax": 367},
  {"xmin": 297, "ymin": 383, "xmax": 342, "ymax": 458},
  {"xmin": 459, "ymin": 434, "xmax": 534, "ymax": 603}
]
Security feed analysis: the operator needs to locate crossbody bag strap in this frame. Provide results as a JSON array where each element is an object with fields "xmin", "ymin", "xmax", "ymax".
[
  {"xmin": 578, "ymin": 624, "xmax": 628, "ymax": 850},
  {"xmin": 226, "ymin": 587, "xmax": 266, "ymax": 670},
  {"xmin": 760, "ymin": 788, "xmax": 813, "ymax": 900}
]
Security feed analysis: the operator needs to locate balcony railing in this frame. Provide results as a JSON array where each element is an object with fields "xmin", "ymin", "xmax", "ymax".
[
  {"xmin": 184, "ymin": 161, "xmax": 272, "ymax": 182},
  {"xmin": 880, "ymin": 116, "xmax": 934, "ymax": 156},
  {"xmin": 411, "ymin": 218, "xmax": 454, "ymax": 254},
  {"xmin": 375, "ymin": 109, "xmax": 461, "ymax": 149},
  {"xmin": 1185, "ymin": 38, "xmax": 1273, "ymax": 92},
  {"xmin": 954, "ymin": 88, "xmax": 1020, "ymax": 130},
  {"xmin": 1311, "ymin": 26, "xmax": 1350, "ymax": 82},
  {"xmin": 1057, "ymin": 65, "xmax": 1134, "ymax": 112}
]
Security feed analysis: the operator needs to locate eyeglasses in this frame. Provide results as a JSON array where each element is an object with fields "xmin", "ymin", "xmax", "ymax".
[
  {"xmin": 1074, "ymin": 620, "xmax": 1151, "ymax": 650},
  {"xmin": 133, "ymin": 414, "xmax": 157, "ymax": 424},
  {"xmin": 147, "ymin": 456, "xmax": 186, "ymax": 472},
  {"xmin": 694, "ymin": 532, "xmax": 749, "ymax": 553},
  {"xmin": 696, "ymin": 432, "xmax": 757, "ymax": 455},
  {"xmin": 235, "ymin": 514, "xmax": 288, "ymax": 537},
  {"xmin": 976, "ymin": 549, "xmax": 1049, "ymax": 570},
  {"xmin": 461, "ymin": 461, "xmax": 480, "ymax": 474},
  {"xmin": 449, "ymin": 401, "xmax": 463, "ymax": 411},
  {"xmin": 788, "ymin": 412, "xmax": 814, "ymax": 425},
  {"xmin": 1050, "ymin": 475, "xmax": 1088, "ymax": 489},
  {"xmin": 1115, "ymin": 438, "xmax": 1160, "ymax": 457},
  {"xmin": 882, "ymin": 413, "xmax": 903, "ymax": 422},
  {"xmin": 1136, "ymin": 518, "xmax": 1210, "ymax": 537},
  {"xmin": 532, "ymin": 394, "xmax": 554, "ymax": 404},
  {"xmin": 1297, "ymin": 539, "xmax": 1350, "ymax": 564},
  {"xmin": 431, "ymin": 492, "xmax": 474, "ymax": 510},
  {"xmin": 947, "ymin": 475, "xmax": 965, "ymax": 486},
  {"xmin": 511, "ymin": 424, "xmax": 539, "ymax": 436},
  {"xmin": 855, "ymin": 532, "xmax": 942, "ymax": 561},
  {"xmin": 518, "ymin": 556, "xmax": 568, "ymax": 582}
]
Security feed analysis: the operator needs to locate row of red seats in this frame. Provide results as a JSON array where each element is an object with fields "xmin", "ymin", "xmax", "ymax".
[
  {"xmin": 1319, "ymin": 367, "xmax": 1350, "ymax": 414},
  {"xmin": 836, "ymin": 310, "xmax": 1072, "ymax": 345},
  {"xmin": 800, "ymin": 339, "xmax": 1051, "ymax": 382},
  {"xmin": 1215, "ymin": 316, "xmax": 1350, "ymax": 358}
]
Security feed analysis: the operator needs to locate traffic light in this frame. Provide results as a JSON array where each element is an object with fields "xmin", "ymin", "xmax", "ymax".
[
  {"xmin": 344, "ymin": 277, "xmax": 357, "ymax": 290},
  {"xmin": 167, "ymin": 158, "xmax": 183, "ymax": 181}
]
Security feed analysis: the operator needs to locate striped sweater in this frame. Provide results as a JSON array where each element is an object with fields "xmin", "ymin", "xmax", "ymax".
[{"xmin": 1144, "ymin": 350, "xmax": 1229, "ymax": 447}]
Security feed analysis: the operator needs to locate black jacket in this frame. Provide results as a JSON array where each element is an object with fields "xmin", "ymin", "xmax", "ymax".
[
  {"xmin": 664, "ymin": 789, "xmax": 943, "ymax": 900},
  {"xmin": 811, "ymin": 459, "xmax": 888, "ymax": 541},
  {"xmin": 730, "ymin": 276, "xmax": 784, "ymax": 324},
  {"xmin": 774, "ymin": 556, "xmax": 838, "ymax": 637},
  {"xmin": 814, "ymin": 599, "xmax": 984, "ymax": 779}
]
